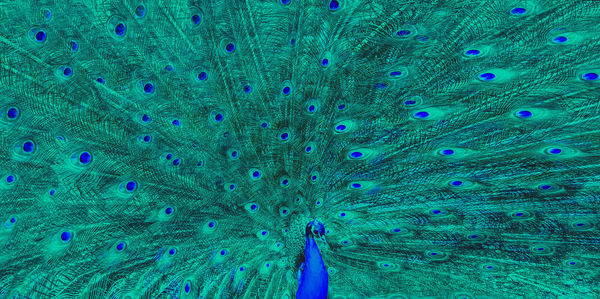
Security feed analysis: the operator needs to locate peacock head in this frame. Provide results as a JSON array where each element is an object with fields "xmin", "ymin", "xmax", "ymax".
[{"xmin": 306, "ymin": 219, "xmax": 326, "ymax": 240}]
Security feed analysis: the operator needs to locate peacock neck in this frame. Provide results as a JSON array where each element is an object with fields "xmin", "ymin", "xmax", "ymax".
[{"xmin": 297, "ymin": 234, "xmax": 328, "ymax": 299}]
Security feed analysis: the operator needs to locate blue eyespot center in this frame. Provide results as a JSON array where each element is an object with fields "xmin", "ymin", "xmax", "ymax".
[
  {"xmin": 135, "ymin": 5, "xmax": 146, "ymax": 17},
  {"xmin": 517, "ymin": 110, "xmax": 532, "ymax": 118},
  {"xmin": 414, "ymin": 111, "xmax": 429, "ymax": 118},
  {"xmin": 23, "ymin": 141, "xmax": 35, "ymax": 153},
  {"xmin": 35, "ymin": 30, "xmax": 46, "ymax": 42},
  {"xmin": 350, "ymin": 151, "xmax": 363, "ymax": 158},
  {"xmin": 192, "ymin": 14, "xmax": 201, "ymax": 25},
  {"xmin": 7, "ymin": 108, "xmax": 19, "ymax": 119},
  {"xmin": 465, "ymin": 49, "xmax": 480, "ymax": 56},
  {"xmin": 479, "ymin": 72, "xmax": 496, "ymax": 81},
  {"xmin": 115, "ymin": 23, "xmax": 126, "ymax": 36},
  {"xmin": 226, "ymin": 43, "xmax": 235, "ymax": 53},
  {"xmin": 61, "ymin": 231, "xmax": 72, "ymax": 242},
  {"xmin": 510, "ymin": 7, "xmax": 526, "ymax": 15},
  {"xmin": 374, "ymin": 83, "xmax": 387, "ymax": 89},
  {"xmin": 583, "ymin": 73, "xmax": 599, "ymax": 81},
  {"xmin": 63, "ymin": 67, "xmax": 72, "ymax": 77},
  {"xmin": 329, "ymin": 0, "xmax": 340, "ymax": 10},
  {"xmin": 79, "ymin": 152, "xmax": 91, "ymax": 164},
  {"xmin": 441, "ymin": 149, "xmax": 454, "ymax": 155},
  {"xmin": 396, "ymin": 30, "xmax": 411, "ymax": 37},
  {"xmin": 549, "ymin": 148, "xmax": 562, "ymax": 154},
  {"xmin": 126, "ymin": 181, "xmax": 137, "ymax": 191},
  {"xmin": 553, "ymin": 36, "xmax": 567, "ymax": 43},
  {"xmin": 144, "ymin": 83, "xmax": 154, "ymax": 94}
]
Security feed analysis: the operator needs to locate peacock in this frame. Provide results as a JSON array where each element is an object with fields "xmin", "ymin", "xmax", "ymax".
[{"xmin": 1, "ymin": 0, "xmax": 599, "ymax": 297}]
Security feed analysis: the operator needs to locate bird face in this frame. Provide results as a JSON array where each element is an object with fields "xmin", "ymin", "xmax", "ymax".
[{"xmin": 306, "ymin": 219, "xmax": 326, "ymax": 239}]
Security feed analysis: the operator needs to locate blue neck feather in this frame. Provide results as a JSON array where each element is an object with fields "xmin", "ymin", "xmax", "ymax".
[{"xmin": 297, "ymin": 223, "xmax": 328, "ymax": 299}]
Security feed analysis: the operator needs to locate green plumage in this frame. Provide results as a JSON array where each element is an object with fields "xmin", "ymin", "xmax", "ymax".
[{"xmin": 1, "ymin": 0, "xmax": 600, "ymax": 298}]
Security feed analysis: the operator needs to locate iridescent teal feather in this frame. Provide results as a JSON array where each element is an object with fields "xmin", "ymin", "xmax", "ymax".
[{"xmin": 1, "ymin": 0, "xmax": 600, "ymax": 298}]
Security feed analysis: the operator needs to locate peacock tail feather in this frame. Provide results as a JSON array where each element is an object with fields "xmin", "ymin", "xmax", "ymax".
[{"xmin": 1, "ymin": 0, "xmax": 600, "ymax": 298}]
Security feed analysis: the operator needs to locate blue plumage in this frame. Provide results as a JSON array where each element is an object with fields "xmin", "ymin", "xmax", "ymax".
[{"xmin": 297, "ymin": 220, "xmax": 329, "ymax": 299}]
